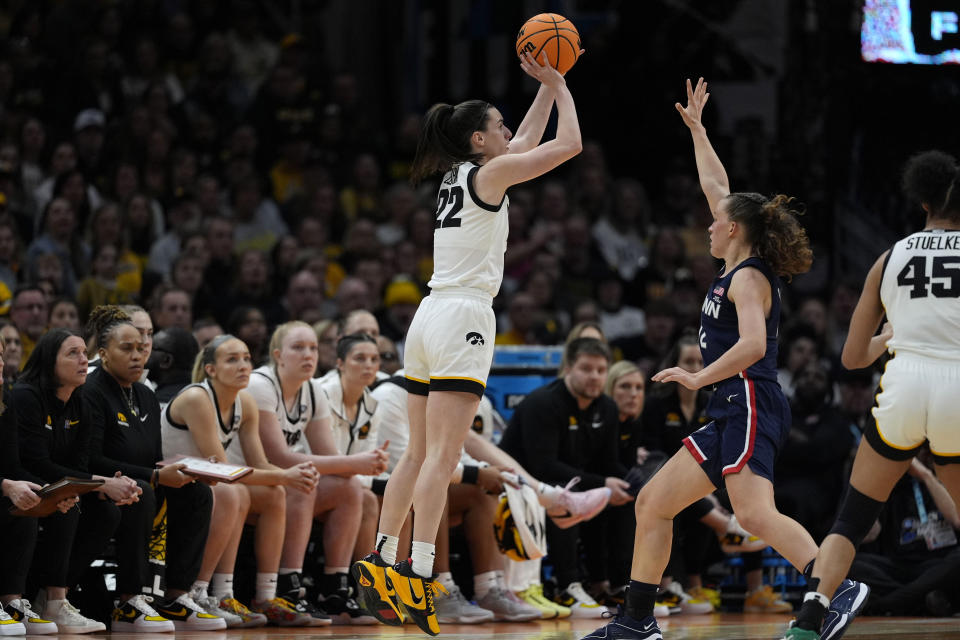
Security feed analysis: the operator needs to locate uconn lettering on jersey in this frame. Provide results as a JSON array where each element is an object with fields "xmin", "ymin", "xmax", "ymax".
[{"xmin": 701, "ymin": 285, "xmax": 725, "ymax": 320}]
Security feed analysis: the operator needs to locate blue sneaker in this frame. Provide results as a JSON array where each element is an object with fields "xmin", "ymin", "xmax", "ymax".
[
  {"xmin": 582, "ymin": 613, "xmax": 662, "ymax": 639},
  {"xmin": 820, "ymin": 579, "xmax": 870, "ymax": 640}
]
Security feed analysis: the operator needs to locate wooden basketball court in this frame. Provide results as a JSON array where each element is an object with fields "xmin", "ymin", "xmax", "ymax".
[{"xmin": 102, "ymin": 614, "xmax": 960, "ymax": 639}]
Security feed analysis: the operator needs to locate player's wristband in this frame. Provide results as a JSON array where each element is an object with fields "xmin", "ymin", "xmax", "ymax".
[{"xmin": 462, "ymin": 465, "xmax": 479, "ymax": 485}]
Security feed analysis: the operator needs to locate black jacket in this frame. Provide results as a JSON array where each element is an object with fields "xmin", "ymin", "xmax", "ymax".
[
  {"xmin": 13, "ymin": 382, "xmax": 93, "ymax": 482},
  {"xmin": 0, "ymin": 402, "xmax": 44, "ymax": 509},
  {"xmin": 499, "ymin": 378, "xmax": 626, "ymax": 490},
  {"xmin": 83, "ymin": 366, "xmax": 164, "ymax": 482},
  {"xmin": 641, "ymin": 389, "xmax": 712, "ymax": 456}
]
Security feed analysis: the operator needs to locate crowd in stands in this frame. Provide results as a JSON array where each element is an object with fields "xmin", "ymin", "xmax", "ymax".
[{"xmin": 0, "ymin": 1, "xmax": 958, "ymax": 634}]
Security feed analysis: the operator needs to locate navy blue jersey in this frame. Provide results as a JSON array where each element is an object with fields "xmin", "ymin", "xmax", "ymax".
[{"xmin": 699, "ymin": 257, "xmax": 781, "ymax": 383}]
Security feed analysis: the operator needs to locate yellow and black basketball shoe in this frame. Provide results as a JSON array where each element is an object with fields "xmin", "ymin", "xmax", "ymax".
[
  {"xmin": 386, "ymin": 560, "xmax": 447, "ymax": 636},
  {"xmin": 351, "ymin": 552, "xmax": 404, "ymax": 626}
]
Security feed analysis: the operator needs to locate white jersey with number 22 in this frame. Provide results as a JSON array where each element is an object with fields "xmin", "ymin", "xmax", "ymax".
[{"xmin": 427, "ymin": 161, "xmax": 510, "ymax": 298}]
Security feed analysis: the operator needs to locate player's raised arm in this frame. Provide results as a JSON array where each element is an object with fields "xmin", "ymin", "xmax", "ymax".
[
  {"xmin": 474, "ymin": 52, "xmax": 581, "ymax": 201},
  {"xmin": 676, "ymin": 77, "xmax": 730, "ymax": 213},
  {"xmin": 507, "ymin": 81, "xmax": 555, "ymax": 155}
]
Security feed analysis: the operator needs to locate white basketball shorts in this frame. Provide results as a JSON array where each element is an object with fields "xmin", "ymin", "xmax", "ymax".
[
  {"xmin": 403, "ymin": 289, "xmax": 495, "ymax": 398},
  {"xmin": 867, "ymin": 354, "xmax": 960, "ymax": 464}
]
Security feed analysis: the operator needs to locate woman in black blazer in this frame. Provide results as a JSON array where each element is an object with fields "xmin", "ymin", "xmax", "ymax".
[
  {"xmin": 13, "ymin": 328, "xmax": 140, "ymax": 633},
  {"xmin": 82, "ymin": 305, "xmax": 222, "ymax": 632}
]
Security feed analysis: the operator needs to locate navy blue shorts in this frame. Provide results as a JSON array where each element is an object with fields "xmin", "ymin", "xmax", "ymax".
[{"xmin": 682, "ymin": 375, "xmax": 790, "ymax": 489}]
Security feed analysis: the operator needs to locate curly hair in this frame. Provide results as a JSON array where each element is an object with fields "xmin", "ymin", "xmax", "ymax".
[
  {"xmin": 85, "ymin": 305, "xmax": 133, "ymax": 354},
  {"xmin": 902, "ymin": 150, "xmax": 960, "ymax": 222},
  {"xmin": 725, "ymin": 193, "xmax": 813, "ymax": 279}
]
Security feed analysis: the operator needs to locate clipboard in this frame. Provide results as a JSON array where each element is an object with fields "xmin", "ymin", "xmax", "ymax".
[
  {"xmin": 9, "ymin": 477, "xmax": 104, "ymax": 517},
  {"xmin": 156, "ymin": 455, "xmax": 253, "ymax": 482}
]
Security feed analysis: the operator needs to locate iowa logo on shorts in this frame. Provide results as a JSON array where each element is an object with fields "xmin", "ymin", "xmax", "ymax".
[{"xmin": 465, "ymin": 331, "xmax": 485, "ymax": 346}]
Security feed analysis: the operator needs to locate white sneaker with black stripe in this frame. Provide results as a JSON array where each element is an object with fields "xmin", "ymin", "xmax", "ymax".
[
  {"xmin": 153, "ymin": 592, "xmax": 226, "ymax": 631},
  {"xmin": 659, "ymin": 581, "xmax": 713, "ymax": 615},
  {"xmin": 555, "ymin": 582, "xmax": 609, "ymax": 618},
  {"xmin": 111, "ymin": 594, "xmax": 175, "ymax": 633},
  {"xmin": 3, "ymin": 599, "xmax": 55, "ymax": 634},
  {"xmin": 0, "ymin": 606, "xmax": 25, "ymax": 636}
]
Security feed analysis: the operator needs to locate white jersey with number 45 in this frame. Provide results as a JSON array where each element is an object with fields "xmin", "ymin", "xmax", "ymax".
[
  {"xmin": 427, "ymin": 161, "xmax": 509, "ymax": 298},
  {"xmin": 881, "ymin": 229, "xmax": 960, "ymax": 361}
]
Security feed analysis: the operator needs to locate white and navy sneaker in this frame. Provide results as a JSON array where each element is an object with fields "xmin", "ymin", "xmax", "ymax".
[
  {"xmin": 3, "ymin": 599, "xmax": 56, "ymax": 634},
  {"xmin": 821, "ymin": 579, "xmax": 870, "ymax": 640},
  {"xmin": 581, "ymin": 612, "xmax": 663, "ymax": 639}
]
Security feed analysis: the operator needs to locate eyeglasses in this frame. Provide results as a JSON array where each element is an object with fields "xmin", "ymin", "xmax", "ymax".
[{"xmin": 379, "ymin": 352, "xmax": 398, "ymax": 362}]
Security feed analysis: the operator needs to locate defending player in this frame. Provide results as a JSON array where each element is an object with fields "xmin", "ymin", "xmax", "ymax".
[
  {"xmin": 352, "ymin": 50, "xmax": 582, "ymax": 636},
  {"xmin": 785, "ymin": 153, "xmax": 960, "ymax": 639},
  {"xmin": 583, "ymin": 78, "xmax": 867, "ymax": 640}
]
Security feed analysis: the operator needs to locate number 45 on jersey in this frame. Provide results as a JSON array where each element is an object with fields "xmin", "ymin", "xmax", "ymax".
[{"xmin": 897, "ymin": 255, "xmax": 960, "ymax": 298}]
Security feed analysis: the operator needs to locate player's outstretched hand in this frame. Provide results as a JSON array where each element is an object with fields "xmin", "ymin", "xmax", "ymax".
[
  {"xmin": 675, "ymin": 77, "xmax": 710, "ymax": 130},
  {"xmin": 652, "ymin": 366, "xmax": 703, "ymax": 390},
  {"xmin": 519, "ymin": 52, "xmax": 566, "ymax": 87}
]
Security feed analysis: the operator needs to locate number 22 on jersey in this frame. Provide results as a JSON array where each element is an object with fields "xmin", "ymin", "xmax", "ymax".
[{"xmin": 435, "ymin": 186, "xmax": 463, "ymax": 229}]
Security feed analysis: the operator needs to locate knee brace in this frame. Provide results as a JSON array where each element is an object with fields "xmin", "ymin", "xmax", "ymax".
[{"xmin": 828, "ymin": 486, "xmax": 885, "ymax": 548}]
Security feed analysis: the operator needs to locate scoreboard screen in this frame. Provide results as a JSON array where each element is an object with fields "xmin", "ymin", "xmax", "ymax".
[{"xmin": 862, "ymin": 0, "xmax": 960, "ymax": 63}]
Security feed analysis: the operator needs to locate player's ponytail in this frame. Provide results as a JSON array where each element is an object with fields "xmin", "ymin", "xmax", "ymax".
[
  {"xmin": 726, "ymin": 192, "xmax": 813, "ymax": 279},
  {"xmin": 902, "ymin": 150, "xmax": 960, "ymax": 223},
  {"xmin": 410, "ymin": 100, "xmax": 490, "ymax": 185}
]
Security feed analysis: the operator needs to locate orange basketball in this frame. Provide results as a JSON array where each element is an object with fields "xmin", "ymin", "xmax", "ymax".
[{"xmin": 516, "ymin": 13, "xmax": 581, "ymax": 75}]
